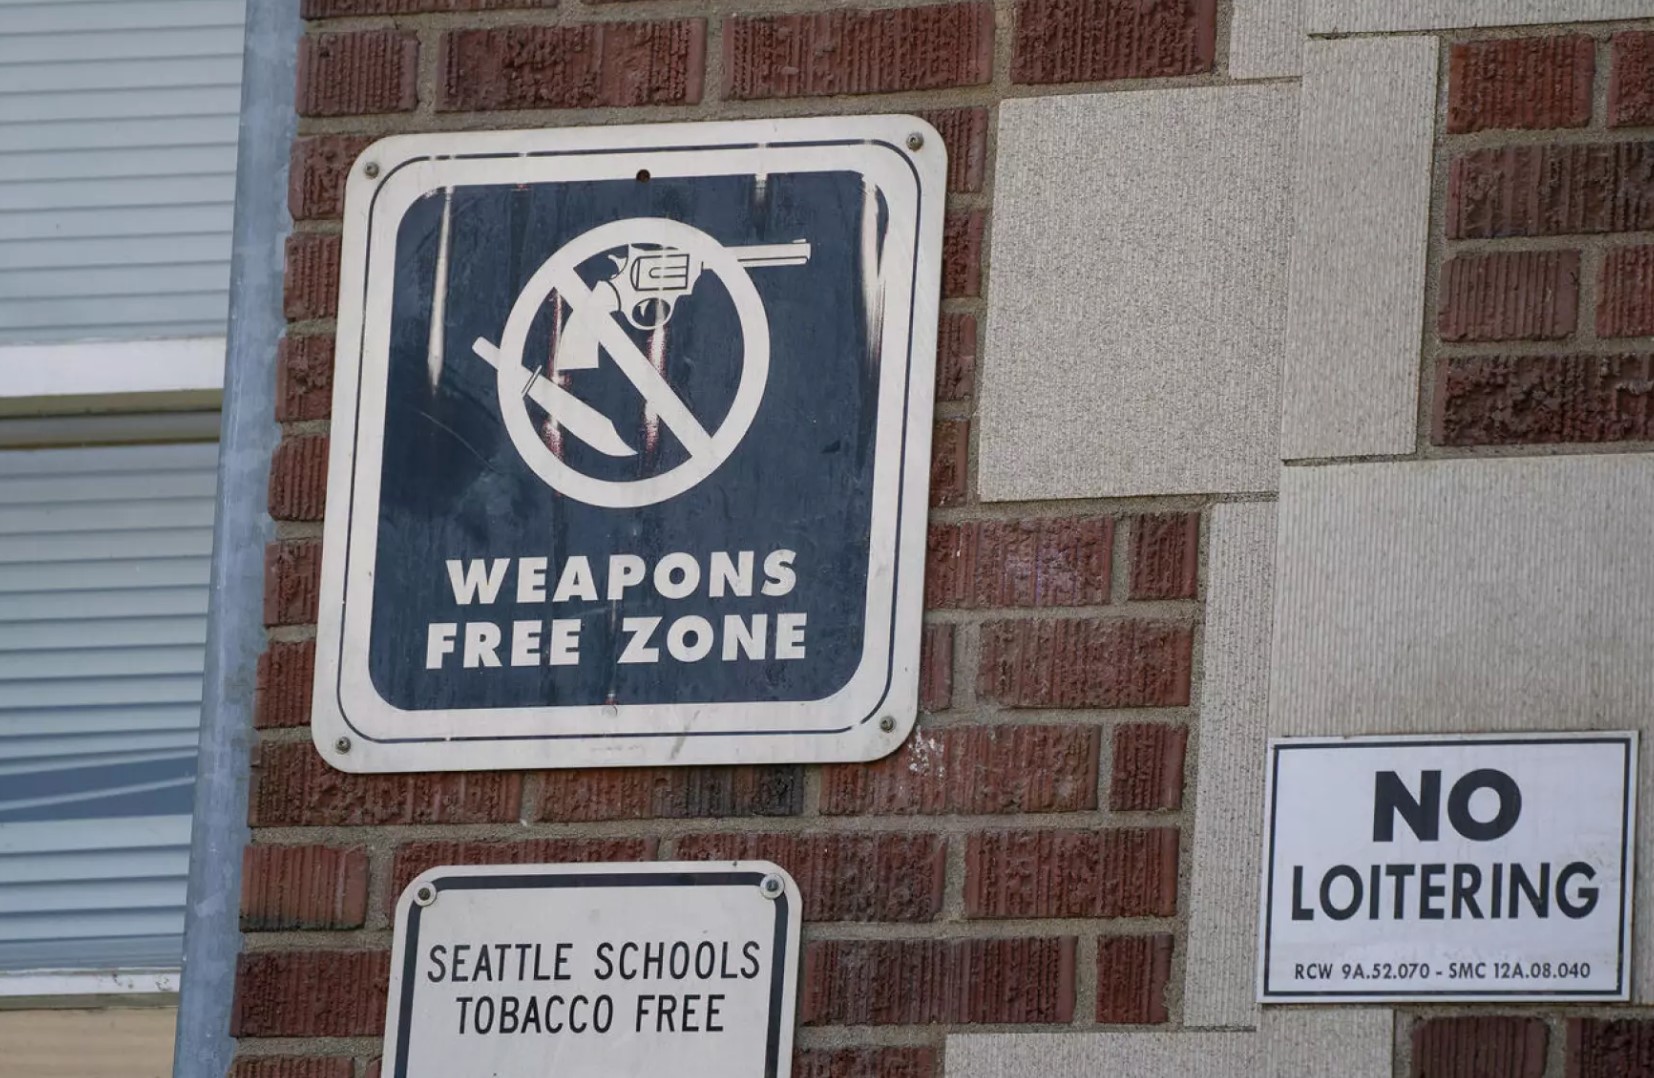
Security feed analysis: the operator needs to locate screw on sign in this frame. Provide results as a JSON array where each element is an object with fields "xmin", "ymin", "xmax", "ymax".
[{"xmin": 310, "ymin": 117, "xmax": 947, "ymax": 771}]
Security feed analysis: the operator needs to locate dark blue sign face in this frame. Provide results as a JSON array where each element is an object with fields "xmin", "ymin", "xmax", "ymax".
[
  {"xmin": 313, "ymin": 120, "xmax": 943, "ymax": 770},
  {"xmin": 372, "ymin": 171, "xmax": 879, "ymax": 710}
]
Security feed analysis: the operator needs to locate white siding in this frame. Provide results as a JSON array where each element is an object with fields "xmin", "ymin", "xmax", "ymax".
[
  {"xmin": 0, "ymin": 441, "xmax": 216, "ymax": 973},
  {"xmin": 0, "ymin": 0, "xmax": 245, "ymax": 345}
]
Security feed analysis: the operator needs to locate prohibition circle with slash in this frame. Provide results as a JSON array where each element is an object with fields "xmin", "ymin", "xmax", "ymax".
[{"xmin": 471, "ymin": 218, "xmax": 809, "ymax": 510}]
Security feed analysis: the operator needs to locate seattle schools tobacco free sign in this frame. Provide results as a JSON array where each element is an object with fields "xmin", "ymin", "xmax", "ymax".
[
  {"xmin": 310, "ymin": 117, "xmax": 946, "ymax": 771},
  {"xmin": 1258, "ymin": 732, "xmax": 1636, "ymax": 1003},
  {"xmin": 382, "ymin": 862, "xmax": 801, "ymax": 1078}
]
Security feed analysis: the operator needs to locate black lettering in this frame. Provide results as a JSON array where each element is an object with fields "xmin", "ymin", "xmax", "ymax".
[
  {"xmin": 1447, "ymin": 769, "xmax": 1522, "ymax": 841},
  {"xmin": 695, "ymin": 941, "xmax": 717, "ymax": 979},
  {"xmin": 1291, "ymin": 866, "xmax": 1314, "ymax": 920},
  {"xmin": 706, "ymin": 994, "xmax": 724, "ymax": 1033},
  {"xmin": 452, "ymin": 944, "xmax": 471, "ymax": 982},
  {"xmin": 594, "ymin": 994, "xmax": 613, "ymax": 1033},
  {"xmin": 669, "ymin": 941, "xmax": 691, "ymax": 980},
  {"xmin": 1557, "ymin": 862, "xmax": 1600, "ymax": 919},
  {"xmin": 682, "ymin": 993, "xmax": 702, "ymax": 1031},
  {"xmin": 569, "ymin": 995, "xmax": 589, "ymax": 1034},
  {"xmin": 1320, "ymin": 865, "xmax": 1363, "ymax": 920},
  {"xmin": 1374, "ymin": 770, "xmax": 1440, "ymax": 842},
  {"xmin": 474, "ymin": 996, "xmax": 495, "ymax": 1034},
  {"xmin": 741, "ymin": 941, "xmax": 761, "ymax": 979},
  {"xmin": 1386, "ymin": 863, "xmax": 1416, "ymax": 918},
  {"xmin": 1369, "ymin": 864, "xmax": 1381, "ymax": 920},
  {"xmin": 1452, "ymin": 864, "xmax": 1484, "ymax": 919},
  {"xmin": 1419, "ymin": 863, "xmax": 1447, "ymax": 920},
  {"xmin": 643, "ymin": 941, "xmax": 664, "ymax": 979},
  {"xmin": 473, "ymin": 942, "xmax": 493, "ymax": 981},
  {"xmin": 427, "ymin": 944, "xmax": 448, "ymax": 983},
  {"xmin": 594, "ymin": 942, "xmax": 614, "ymax": 981},
  {"xmin": 635, "ymin": 995, "xmax": 653, "ymax": 1034},
  {"xmin": 1510, "ymin": 863, "xmax": 1550, "ymax": 918},
  {"xmin": 554, "ymin": 942, "xmax": 572, "ymax": 981},
  {"xmin": 545, "ymin": 994, "xmax": 565, "ymax": 1034},
  {"xmin": 499, "ymin": 994, "xmax": 520, "ymax": 1034},
  {"xmin": 514, "ymin": 942, "xmax": 532, "ymax": 981},
  {"xmin": 522, "ymin": 994, "xmax": 542, "ymax": 1034},
  {"xmin": 656, "ymin": 993, "xmax": 678, "ymax": 1031},
  {"xmin": 457, "ymin": 995, "xmax": 473, "ymax": 1034},
  {"xmin": 1491, "ymin": 863, "xmax": 1504, "ymax": 919},
  {"xmin": 533, "ymin": 943, "xmax": 552, "ymax": 982}
]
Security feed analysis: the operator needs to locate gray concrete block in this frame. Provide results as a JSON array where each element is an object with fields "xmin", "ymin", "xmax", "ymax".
[
  {"xmin": 979, "ymin": 85, "xmax": 1296, "ymax": 501},
  {"xmin": 1270, "ymin": 454, "xmax": 1654, "ymax": 1000},
  {"xmin": 1184, "ymin": 502, "xmax": 1276, "ymax": 1029},
  {"xmin": 1279, "ymin": 38, "xmax": 1437, "ymax": 461},
  {"xmin": 1231, "ymin": 0, "xmax": 1302, "ymax": 79},
  {"xmin": 946, "ymin": 1011, "xmax": 1391, "ymax": 1077},
  {"xmin": 1308, "ymin": 0, "xmax": 1652, "ymax": 32}
]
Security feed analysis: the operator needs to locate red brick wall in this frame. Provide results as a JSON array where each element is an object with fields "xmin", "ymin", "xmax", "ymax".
[
  {"xmin": 242, "ymin": 2, "xmax": 1218, "ymax": 1075},
  {"xmin": 1432, "ymin": 30, "xmax": 1654, "ymax": 450}
]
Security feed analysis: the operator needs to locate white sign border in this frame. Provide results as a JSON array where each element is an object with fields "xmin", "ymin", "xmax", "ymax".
[
  {"xmin": 1256, "ymin": 730, "xmax": 1638, "ymax": 1004},
  {"xmin": 382, "ymin": 860, "xmax": 802, "ymax": 1078},
  {"xmin": 310, "ymin": 116, "xmax": 946, "ymax": 771}
]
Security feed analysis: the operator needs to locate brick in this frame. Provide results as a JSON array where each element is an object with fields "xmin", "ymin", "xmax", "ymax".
[
  {"xmin": 305, "ymin": 0, "xmax": 555, "ymax": 14},
  {"xmin": 254, "ymin": 640, "xmax": 315, "ymax": 729},
  {"xmin": 290, "ymin": 135, "xmax": 373, "ymax": 221},
  {"xmin": 935, "ymin": 312, "xmax": 977, "ymax": 402},
  {"xmin": 926, "ymin": 517, "xmax": 1111, "ymax": 609},
  {"xmin": 1128, "ymin": 513, "xmax": 1199, "ymax": 600},
  {"xmin": 538, "ymin": 766, "xmax": 802, "ymax": 821},
  {"xmin": 1097, "ymin": 934, "xmax": 1173, "ymax": 1024},
  {"xmin": 276, "ymin": 335, "xmax": 334, "ymax": 422},
  {"xmin": 1610, "ymin": 32, "xmax": 1654, "ymax": 129},
  {"xmin": 944, "ymin": 210, "xmax": 984, "ymax": 298},
  {"xmin": 269, "ymin": 434, "xmax": 329, "ymax": 522},
  {"xmin": 1598, "ymin": 244, "xmax": 1654, "ymax": 338},
  {"xmin": 232, "ymin": 950, "xmax": 388, "ymax": 1038},
  {"xmin": 390, "ymin": 838, "xmax": 654, "ymax": 910},
  {"xmin": 1110, "ymin": 723, "xmax": 1186, "ymax": 811},
  {"xmin": 965, "ymin": 828, "xmax": 1179, "ymax": 918},
  {"xmin": 930, "ymin": 419, "xmax": 969, "ymax": 508},
  {"xmin": 820, "ymin": 724, "xmax": 1100, "ymax": 816},
  {"xmin": 794, "ymin": 1047, "xmax": 938, "ymax": 1078},
  {"xmin": 240, "ymin": 845, "xmax": 368, "ymax": 931},
  {"xmin": 724, "ymin": 4, "xmax": 994, "ymax": 101},
  {"xmin": 1570, "ymin": 1017, "xmax": 1654, "ymax": 1078},
  {"xmin": 251, "ymin": 741, "xmax": 521, "ymax": 827},
  {"xmin": 1414, "ymin": 1016, "xmax": 1547, "ymax": 1078},
  {"xmin": 1446, "ymin": 142, "xmax": 1654, "ymax": 239},
  {"xmin": 1012, "ymin": 0, "xmax": 1216, "ymax": 85},
  {"xmin": 229, "ymin": 1061, "xmax": 354, "ymax": 1078},
  {"xmin": 1433, "ymin": 354, "xmax": 1654, "ymax": 447},
  {"xmin": 676, "ymin": 833, "xmax": 946, "ymax": 922},
  {"xmin": 1447, "ymin": 36, "xmax": 1594, "ymax": 133},
  {"xmin": 801, "ymin": 938, "xmax": 1076, "ymax": 1025},
  {"xmin": 1438, "ymin": 250, "xmax": 1581, "ymax": 342},
  {"xmin": 920, "ymin": 622, "xmax": 953, "ymax": 712},
  {"xmin": 283, "ymin": 233, "xmax": 341, "ymax": 323},
  {"xmin": 978, "ymin": 618, "xmax": 1193, "ymax": 708},
  {"xmin": 439, "ymin": 22, "xmax": 704, "ymax": 112},
  {"xmin": 263, "ymin": 540, "xmax": 321, "ymax": 627},
  {"xmin": 918, "ymin": 108, "xmax": 989, "ymax": 193},
  {"xmin": 297, "ymin": 30, "xmax": 418, "ymax": 117}
]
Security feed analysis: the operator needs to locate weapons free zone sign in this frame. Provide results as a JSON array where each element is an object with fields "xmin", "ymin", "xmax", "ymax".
[{"xmin": 311, "ymin": 117, "xmax": 947, "ymax": 772}]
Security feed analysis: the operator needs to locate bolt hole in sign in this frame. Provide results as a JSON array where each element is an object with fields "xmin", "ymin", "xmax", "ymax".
[
  {"xmin": 383, "ymin": 862, "xmax": 802, "ymax": 1078},
  {"xmin": 1258, "ymin": 732, "xmax": 1637, "ymax": 1003},
  {"xmin": 310, "ymin": 117, "xmax": 946, "ymax": 771}
]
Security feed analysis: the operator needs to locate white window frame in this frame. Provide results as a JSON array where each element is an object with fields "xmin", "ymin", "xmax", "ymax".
[{"xmin": 0, "ymin": 338, "xmax": 224, "ymax": 407}]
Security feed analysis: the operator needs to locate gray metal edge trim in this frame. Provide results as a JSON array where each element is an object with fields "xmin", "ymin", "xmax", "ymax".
[{"xmin": 172, "ymin": 2, "xmax": 297, "ymax": 1074}]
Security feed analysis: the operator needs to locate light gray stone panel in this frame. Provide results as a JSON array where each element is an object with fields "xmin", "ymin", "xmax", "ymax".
[
  {"xmin": 1184, "ymin": 502, "xmax": 1276, "ymax": 1029},
  {"xmin": 979, "ymin": 85, "xmax": 1296, "ymax": 501},
  {"xmin": 1231, "ymin": 0, "xmax": 1302, "ymax": 79},
  {"xmin": 1270, "ymin": 454, "xmax": 1654, "ymax": 1000},
  {"xmin": 1279, "ymin": 38, "xmax": 1437, "ymax": 461},
  {"xmin": 947, "ymin": 1011, "xmax": 1391, "ymax": 1077},
  {"xmin": 1308, "ymin": 0, "xmax": 1652, "ymax": 32}
]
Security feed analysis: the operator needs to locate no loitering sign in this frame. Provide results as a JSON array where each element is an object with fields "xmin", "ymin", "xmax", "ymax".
[
  {"xmin": 383, "ymin": 862, "xmax": 801, "ymax": 1078},
  {"xmin": 1258, "ymin": 733, "xmax": 1636, "ymax": 1003},
  {"xmin": 310, "ymin": 117, "xmax": 946, "ymax": 771}
]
